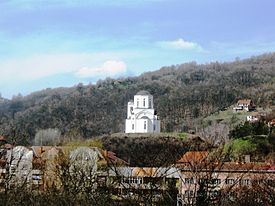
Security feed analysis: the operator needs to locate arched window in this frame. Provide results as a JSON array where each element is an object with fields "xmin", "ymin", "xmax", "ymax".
[
  {"xmin": 132, "ymin": 124, "xmax": 134, "ymax": 130},
  {"xmin": 144, "ymin": 121, "xmax": 147, "ymax": 130}
]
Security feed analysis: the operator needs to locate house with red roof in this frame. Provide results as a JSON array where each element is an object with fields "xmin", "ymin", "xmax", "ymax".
[{"xmin": 234, "ymin": 99, "xmax": 256, "ymax": 112}]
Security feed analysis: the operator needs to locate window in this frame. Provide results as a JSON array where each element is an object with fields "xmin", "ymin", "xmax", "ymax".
[
  {"xmin": 184, "ymin": 190, "xmax": 194, "ymax": 197},
  {"xmin": 153, "ymin": 124, "xmax": 156, "ymax": 131},
  {"xmin": 144, "ymin": 121, "xmax": 147, "ymax": 130},
  {"xmin": 185, "ymin": 178, "xmax": 194, "ymax": 184},
  {"xmin": 267, "ymin": 179, "xmax": 274, "ymax": 186},
  {"xmin": 209, "ymin": 190, "xmax": 220, "ymax": 197},
  {"xmin": 252, "ymin": 179, "xmax": 264, "ymax": 185},
  {"xmin": 130, "ymin": 107, "xmax": 133, "ymax": 114},
  {"xmin": 32, "ymin": 175, "xmax": 42, "ymax": 180},
  {"xmin": 225, "ymin": 179, "xmax": 235, "ymax": 185},
  {"xmin": 137, "ymin": 99, "xmax": 139, "ymax": 107},
  {"xmin": 10, "ymin": 165, "xmax": 16, "ymax": 174},
  {"xmin": 211, "ymin": 179, "xmax": 221, "ymax": 185},
  {"xmin": 149, "ymin": 99, "xmax": 152, "ymax": 108},
  {"xmin": 240, "ymin": 179, "xmax": 250, "ymax": 186},
  {"xmin": 143, "ymin": 98, "xmax": 146, "ymax": 107},
  {"xmin": 132, "ymin": 124, "xmax": 134, "ymax": 130},
  {"xmin": 123, "ymin": 177, "xmax": 142, "ymax": 184},
  {"xmin": 199, "ymin": 178, "xmax": 208, "ymax": 184}
]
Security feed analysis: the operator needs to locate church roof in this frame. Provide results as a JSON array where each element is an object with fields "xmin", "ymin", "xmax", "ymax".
[{"xmin": 136, "ymin": 90, "xmax": 151, "ymax": 95}]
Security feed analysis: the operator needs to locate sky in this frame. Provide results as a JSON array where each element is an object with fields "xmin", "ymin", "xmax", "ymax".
[{"xmin": 1, "ymin": 0, "xmax": 275, "ymax": 98}]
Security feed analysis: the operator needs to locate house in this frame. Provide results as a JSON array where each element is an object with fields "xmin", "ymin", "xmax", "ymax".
[
  {"xmin": 176, "ymin": 151, "xmax": 209, "ymax": 167},
  {"xmin": 5, "ymin": 146, "xmax": 34, "ymax": 187},
  {"xmin": 175, "ymin": 151, "xmax": 275, "ymax": 206},
  {"xmin": 107, "ymin": 151, "xmax": 275, "ymax": 206},
  {"xmin": 125, "ymin": 90, "xmax": 160, "ymax": 133},
  {"xmin": 246, "ymin": 112, "xmax": 267, "ymax": 122},
  {"xmin": 246, "ymin": 112, "xmax": 259, "ymax": 122},
  {"xmin": 234, "ymin": 99, "xmax": 256, "ymax": 112},
  {"xmin": 0, "ymin": 145, "xmax": 127, "ymax": 191},
  {"xmin": 32, "ymin": 146, "xmax": 127, "ymax": 190},
  {"xmin": 268, "ymin": 119, "xmax": 275, "ymax": 127},
  {"xmin": 108, "ymin": 166, "xmax": 180, "ymax": 204}
]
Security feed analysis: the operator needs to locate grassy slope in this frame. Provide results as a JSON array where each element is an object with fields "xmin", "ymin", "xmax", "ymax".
[{"xmin": 202, "ymin": 105, "xmax": 272, "ymax": 128}]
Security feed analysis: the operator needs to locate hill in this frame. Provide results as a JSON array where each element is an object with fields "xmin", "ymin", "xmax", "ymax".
[
  {"xmin": 201, "ymin": 104, "xmax": 272, "ymax": 128},
  {"xmin": 0, "ymin": 53, "xmax": 275, "ymax": 144},
  {"xmin": 64, "ymin": 133, "xmax": 208, "ymax": 167}
]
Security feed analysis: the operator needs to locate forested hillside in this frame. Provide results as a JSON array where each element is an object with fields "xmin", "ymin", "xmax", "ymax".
[{"xmin": 0, "ymin": 53, "xmax": 275, "ymax": 144}]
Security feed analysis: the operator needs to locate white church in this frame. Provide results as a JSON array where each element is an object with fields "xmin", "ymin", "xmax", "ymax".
[{"xmin": 125, "ymin": 90, "xmax": 160, "ymax": 133}]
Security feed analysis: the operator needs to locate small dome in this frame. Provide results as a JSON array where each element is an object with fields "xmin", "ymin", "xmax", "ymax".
[{"xmin": 136, "ymin": 90, "xmax": 151, "ymax": 95}]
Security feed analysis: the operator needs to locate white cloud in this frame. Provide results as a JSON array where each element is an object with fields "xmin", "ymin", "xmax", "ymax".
[
  {"xmin": 75, "ymin": 60, "xmax": 127, "ymax": 78},
  {"xmin": 0, "ymin": 52, "xmax": 125, "ymax": 83},
  {"xmin": 0, "ymin": 54, "xmax": 76, "ymax": 82},
  {"xmin": 157, "ymin": 38, "xmax": 202, "ymax": 50}
]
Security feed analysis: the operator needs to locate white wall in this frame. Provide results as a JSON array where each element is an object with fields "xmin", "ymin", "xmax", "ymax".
[
  {"xmin": 126, "ymin": 118, "xmax": 160, "ymax": 133},
  {"xmin": 125, "ymin": 93, "xmax": 160, "ymax": 133},
  {"xmin": 134, "ymin": 95, "xmax": 153, "ymax": 109}
]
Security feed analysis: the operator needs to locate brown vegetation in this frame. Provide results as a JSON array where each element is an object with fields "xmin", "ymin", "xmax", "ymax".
[{"xmin": 0, "ymin": 53, "xmax": 274, "ymax": 144}]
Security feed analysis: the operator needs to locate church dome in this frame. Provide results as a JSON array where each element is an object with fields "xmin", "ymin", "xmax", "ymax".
[{"xmin": 136, "ymin": 90, "xmax": 151, "ymax": 95}]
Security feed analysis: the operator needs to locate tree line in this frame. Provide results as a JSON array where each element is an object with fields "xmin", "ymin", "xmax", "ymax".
[{"xmin": 0, "ymin": 53, "xmax": 274, "ymax": 144}]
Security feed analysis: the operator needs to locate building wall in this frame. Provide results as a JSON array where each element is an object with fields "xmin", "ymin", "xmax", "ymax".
[
  {"xmin": 125, "ymin": 117, "xmax": 160, "ymax": 133},
  {"xmin": 177, "ymin": 169, "xmax": 275, "ymax": 205},
  {"xmin": 7, "ymin": 146, "xmax": 33, "ymax": 186},
  {"xmin": 247, "ymin": 115, "xmax": 259, "ymax": 122},
  {"xmin": 125, "ymin": 92, "xmax": 160, "ymax": 133},
  {"xmin": 134, "ymin": 95, "xmax": 153, "ymax": 109}
]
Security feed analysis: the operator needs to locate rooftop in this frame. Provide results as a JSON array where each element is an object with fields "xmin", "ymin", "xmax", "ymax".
[
  {"xmin": 136, "ymin": 90, "xmax": 151, "ymax": 96},
  {"xmin": 237, "ymin": 99, "xmax": 252, "ymax": 105},
  {"xmin": 0, "ymin": 136, "xmax": 6, "ymax": 141},
  {"xmin": 177, "ymin": 151, "xmax": 209, "ymax": 164}
]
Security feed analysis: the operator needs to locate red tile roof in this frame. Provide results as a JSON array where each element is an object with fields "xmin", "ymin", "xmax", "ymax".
[
  {"xmin": 269, "ymin": 119, "xmax": 275, "ymax": 126},
  {"xmin": 101, "ymin": 150, "xmax": 128, "ymax": 165},
  {"xmin": 1, "ymin": 144, "xmax": 12, "ymax": 149},
  {"xmin": 0, "ymin": 136, "xmax": 6, "ymax": 141},
  {"xmin": 177, "ymin": 151, "xmax": 209, "ymax": 164},
  {"xmin": 237, "ymin": 99, "xmax": 252, "ymax": 105}
]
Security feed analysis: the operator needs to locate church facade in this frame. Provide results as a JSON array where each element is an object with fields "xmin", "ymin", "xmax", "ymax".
[{"xmin": 125, "ymin": 91, "xmax": 160, "ymax": 133}]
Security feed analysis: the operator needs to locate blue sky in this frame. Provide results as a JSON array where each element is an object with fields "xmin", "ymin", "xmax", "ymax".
[{"xmin": 1, "ymin": 0, "xmax": 275, "ymax": 98}]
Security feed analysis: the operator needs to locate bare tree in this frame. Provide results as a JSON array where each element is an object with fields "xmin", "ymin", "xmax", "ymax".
[
  {"xmin": 107, "ymin": 166, "xmax": 179, "ymax": 206},
  {"xmin": 198, "ymin": 123, "xmax": 230, "ymax": 146},
  {"xmin": 176, "ymin": 147, "xmax": 275, "ymax": 206},
  {"xmin": 34, "ymin": 128, "xmax": 61, "ymax": 146}
]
